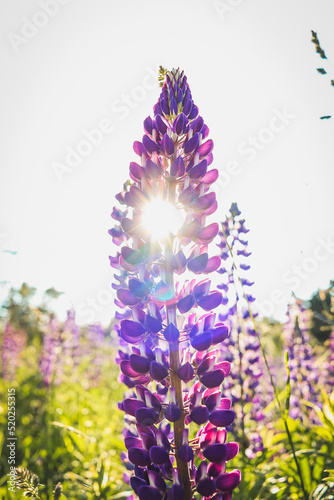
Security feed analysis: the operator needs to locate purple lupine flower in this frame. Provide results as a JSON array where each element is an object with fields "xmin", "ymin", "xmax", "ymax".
[
  {"xmin": 283, "ymin": 299, "xmax": 322, "ymax": 424},
  {"xmin": 325, "ymin": 328, "xmax": 334, "ymax": 389},
  {"xmin": 39, "ymin": 315, "xmax": 61, "ymax": 387},
  {"xmin": 110, "ymin": 68, "xmax": 241, "ymax": 499},
  {"xmin": 216, "ymin": 203, "xmax": 271, "ymax": 458},
  {"xmin": 1, "ymin": 322, "xmax": 26, "ymax": 381}
]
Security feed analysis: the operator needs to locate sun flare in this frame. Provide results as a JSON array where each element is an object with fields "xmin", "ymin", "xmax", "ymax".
[{"xmin": 141, "ymin": 199, "xmax": 183, "ymax": 241}]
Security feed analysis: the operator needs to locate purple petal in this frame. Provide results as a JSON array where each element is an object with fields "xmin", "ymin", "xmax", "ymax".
[
  {"xmin": 200, "ymin": 369, "xmax": 225, "ymax": 388},
  {"xmin": 209, "ymin": 410, "xmax": 236, "ymax": 427},
  {"xmin": 197, "ymin": 477, "xmax": 216, "ymax": 497},
  {"xmin": 188, "ymin": 104, "xmax": 199, "ymax": 120},
  {"xmin": 121, "ymin": 320, "xmax": 146, "ymax": 338},
  {"xmin": 171, "ymin": 156, "xmax": 185, "ymax": 177},
  {"xmin": 147, "ymin": 470, "xmax": 167, "ymax": 492},
  {"xmin": 161, "ymin": 133, "xmax": 174, "ymax": 156},
  {"xmin": 193, "ymin": 280, "xmax": 211, "ymax": 299},
  {"xmin": 123, "ymin": 398, "xmax": 146, "ymax": 416},
  {"xmin": 125, "ymin": 437, "xmax": 143, "ymax": 450},
  {"xmin": 177, "ymin": 362, "xmax": 195, "ymax": 382},
  {"xmin": 146, "ymin": 158, "xmax": 163, "ymax": 179},
  {"xmin": 212, "ymin": 324, "xmax": 229, "ymax": 344},
  {"xmin": 135, "ymin": 407, "xmax": 159, "ymax": 426},
  {"xmin": 178, "ymin": 444, "xmax": 194, "ymax": 463},
  {"xmin": 164, "ymin": 323, "xmax": 179, "ymax": 342},
  {"xmin": 138, "ymin": 485, "xmax": 163, "ymax": 500},
  {"xmin": 204, "ymin": 391, "xmax": 221, "ymax": 412},
  {"xmin": 145, "ymin": 315, "xmax": 162, "ymax": 334},
  {"xmin": 184, "ymin": 133, "xmax": 199, "ymax": 154},
  {"xmin": 117, "ymin": 289, "xmax": 141, "ymax": 306},
  {"xmin": 171, "ymin": 250, "xmax": 187, "ymax": 272},
  {"xmin": 204, "ymin": 256, "xmax": 221, "ymax": 273},
  {"xmin": 191, "ymin": 331, "xmax": 213, "ymax": 352},
  {"xmin": 198, "ymin": 292, "xmax": 222, "ymax": 311},
  {"xmin": 189, "ymin": 159, "xmax": 208, "ymax": 180},
  {"xmin": 149, "ymin": 445, "xmax": 169, "ymax": 465},
  {"xmin": 143, "ymin": 116, "xmax": 153, "ymax": 135},
  {"xmin": 143, "ymin": 134, "xmax": 160, "ymax": 154},
  {"xmin": 187, "ymin": 253, "xmax": 208, "ymax": 273},
  {"xmin": 130, "ymin": 476, "xmax": 147, "ymax": 495},
  {"xmin": 177, "ymin": 294, "xmax": 195, "ymax": 314},
  {"xmin": 203, "ymin": 443, "xmax": 227, "ymax": 463},
  {"xmin": 133, "ymin": 141, "xmax": 145, "ymax": 156},
  {"xmin": 129, "ymin": 354, "xmax": 150, "ymax": 374},
  {"xmin": 150, "ymin": 361, "xmax": 168, "ymax": 381},
  {"xmin": 189, "ymin": 405, "xmax": 209, "ymax": 425},
  {"xmin": 120, "ymin": 360, "xmax": 141, "ymax": 378},
  {"xmin": 173, "ymin": 113, "xmax": 188, "ymax": 135},
  {"xmin": 164, "ymin": 403, "xmax": 181, "ymax": 422},
  {"xmin": 130, "ymin": 162, "xmax": 146, "ymax": 181},
  {"xmin": 128, "ymin": 447, "xmax": 151, "ymax": 467},
  {"xmin": 155, "ymin": 114, "xmax": 167, "ymax": 135}
]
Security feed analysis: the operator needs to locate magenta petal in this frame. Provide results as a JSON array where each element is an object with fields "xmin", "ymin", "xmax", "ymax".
[
  {"xmin": 149, "ymin": 445, "xmax": 169, "ymax": 465},
  {"xmin": 201, "ymin": 168, "xmax": 219, "ymax": 185},
  {"xmin": 135, "ymin": 407, "xmax": 159, "ymax": 426},
  {"xmin": 128, "ymin": 447, "xmax": 151, "ymax": 467},
  {"xmin": 133, "ymin": 141, "xmax": 145, "ymax": 156},
  {"xmin": 177, "ymin": 294, "xmax": 195, "ymax": 314},
  {"xmin": 198, "ymin": 292, "xmax": 222, "ymax": 311},
  {"xmin": 209, "ymin": 410, "xmax": 236, "ymax": 427},
  {"xmin": 195, "ymin": 192, "xmax": 216, "ymax": 211},
  {"xmin": 123, "ymin": 398, "xmax": 146, "ymax": 416},
  {"xmin": 189, "ymin": 405, "xmax": 209, "ymax": 425},
  {"xmin": 130, "ymin": 162, "xmax": 146, "ymax": 181},
  {"xmin": 204, "ymin": 256, "xmax": 221, "ymax": 273},
  {"xmin": 197, "ymin": 139, "xmax": 214, "ymax": 158},
  {"xmin": 216, "ymin": 470, "xmax": 241, "ymax": 492},
  {"xmin": 226, "ymin": 442, "xmax": 239, "ymax": 461},
  {"xmin": 204, "ymin": 391, "xmax": 221, "ymax": 412},
  {"xmin": 200, "ymin": 369, "xmax": 225, "ymax": 388},
  {"xmin": 197, "ymin": 222, "xmax": 219, "ymax": 244},
  {"xmin": 187, "ymin": 253, "xmax": 208, "ymax": 273}
]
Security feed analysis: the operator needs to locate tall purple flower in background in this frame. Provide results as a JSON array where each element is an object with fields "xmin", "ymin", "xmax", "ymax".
[
  {"xmin": 217, "ymin": 203, "xmax": 269, "ymax": 458},
  {"xmin": 109, "ymin": 68, "xmax": 241, "ymax": 499},
  {"xmin": 39, "ymin": 315, "xmax": 61, "ymax": 387},
  {"xmin": 283, "ymin": 299, "xmax": 322, "ymax": 424},
  {"xmin": 1, "ymin": 322, "xmax": 26, "ymax": 381}
]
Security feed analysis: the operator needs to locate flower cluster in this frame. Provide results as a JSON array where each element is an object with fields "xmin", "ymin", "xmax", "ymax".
[
  {"xmin": 216, "ymin": 203, "xmax": 269, "ymax": 458},
  {"xmin": 1, "ymin": 322, "xmax": 26, "ymax": 380},
  {"xmin": 39, "ymin": 315, "xmax": 61, "ymax": 386},
  {"xmin": 283, "ymin": 299, "xmax": 322, "ymax": 424},
  {"xmin": 110, "ymin": 68, "xmax": 241, "ymax": 499}
]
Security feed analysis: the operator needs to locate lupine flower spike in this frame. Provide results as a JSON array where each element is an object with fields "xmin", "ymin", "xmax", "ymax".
[{"xmin": 110, "ymin": 68, "xmax": 241, "ymax": 499}]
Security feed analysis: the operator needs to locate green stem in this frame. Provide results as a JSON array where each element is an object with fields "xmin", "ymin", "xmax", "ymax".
[{"xmin": 221, "ymin": 226, "xmax": 309, "ymax": 500}]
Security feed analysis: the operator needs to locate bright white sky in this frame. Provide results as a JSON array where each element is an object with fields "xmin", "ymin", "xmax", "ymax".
[{"xmin": 0, "ymin": 0, "xmax": 333, "ymax": 325}]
